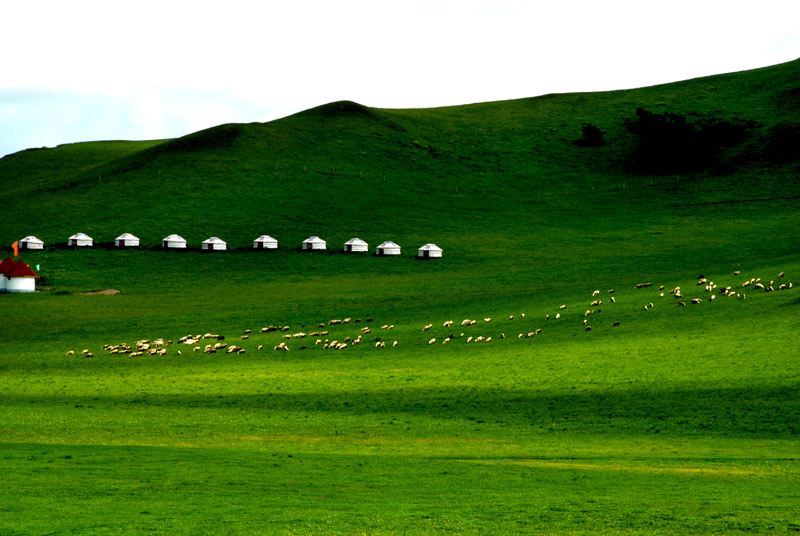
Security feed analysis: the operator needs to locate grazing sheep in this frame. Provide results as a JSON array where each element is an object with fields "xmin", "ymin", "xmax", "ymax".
[
  {"xmin": 635, "ymin": 282, "xmax": 651, "ymax": 289},
  {"xmin": 443, "ymin": 320, "xmax": 454, "ymax": 327},
  {"xmin": 442, "ymin": 338, "xmax": 450, "ymax": 344},
  {"xmin": 691, "ymin": 298, "xmax": 702, "ymax": 304},
  {"xmin": 678, "ymin": 302, "xmax": 686, "ymax": 307},
  {"xmin": 545, "ymin": 314, "xmax": 550, "ymax": 320},
  {"xmin": 560, "ymin": 305, "xmax": 567, "ymax": 310},
  {"xmin": 484, "ymin": 318, "xmax": 491, "ymax": 323},
  {"xmin": 535, "ymin": 329, "xmax": 542, "ymax": 334},
  {"xmin": 66, "ymin": 351, "xmax": 75, "ymax": 356},
  {"xmin": 591, "ymin": 300, "xmax": 602, "ymax": 306},
  {"xmin": 610, "ymin": 296, "xmax": 616, "ymax": 303},
  {"xmin": 393, "ymin": 341, "xmax": 398, "ymax": 347},
  {"xmin": 485, "ymin": 337, "xmax": 492, "ymax": 343},
  {"xmin": 592, "ymin": 290, "xmax": 600, "ymax": 296},
  {"xmin": 613, "ymin": 321, "xmax": 620, "ymax": 327},
  {"xmin": 257, "ymin": 345, "xmax": 263, "ymax": 351},
  {"xmin": 585, "ymin": 326, "xmax": 592, "ymax": 331},
  {"xmin": 428, "ymin": 338, "xmax": 436, "ymax": 345},
  {"xmin": 555, "ymin": 313, "xmax": 560, "ymax": 319},
  {"xmin": 608, "ymin": 289, "xmax": 615, "ymax": 294},
  {"xmin": 778, "ymin": 272, "xmax": 785, "ymax": 278},
  {"xmin": 466, "ymin": 336, "xmax": 473, "ymax": 343}
]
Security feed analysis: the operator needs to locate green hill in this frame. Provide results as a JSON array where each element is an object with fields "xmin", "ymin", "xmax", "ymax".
[{"xmin": 1, "ymin": 60, "xmax": 799, "ymax": 535}]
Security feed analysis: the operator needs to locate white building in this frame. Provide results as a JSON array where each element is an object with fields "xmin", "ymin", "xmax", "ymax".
[
  {"xmin": 344, "ymin": 238, "xmax": 368, "ymax": 252},
  {"xmin": 376, "ymin": 241, "xmax": 401, "ymax": 256},
  {"xmin": 0, "ymin": 257, "xmax": 14, "ymax": 291},
  {"xmin": 19, "ymin": 236, "xmax": 44, "ymax": 250},
  {"xmin": 202, "ymin": 237, "xmax": 227, "ymax": 251},
  {"xmin": 115, "ymin": 233, "xmax": 140, "ymax": 247},
  {"xmin": 68, "ymin": 233, "xmax": 93, "ymax": 247},
  {"xmin": 302, "ymin": 236, "xmax": 326, "ymax": 250},
  {"xmin": 1, "ymin": 258, "xmax": 39, "ymax": 293},
  {"xmin": 163, "ymin": 234, "xmax": 187, "ymax": 249},
  {"xmin": 253, "ymin": 235, "xmax": 278, "ymax": 249},
  {"xmin": 418, "ymin": 243, "xmax": 443, "ymax": 258}
]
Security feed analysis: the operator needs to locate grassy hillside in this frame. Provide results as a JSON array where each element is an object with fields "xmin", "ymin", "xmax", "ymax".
[{"xmin": 1, "ymin": 60, "xmax": 799, "ymax": 535}]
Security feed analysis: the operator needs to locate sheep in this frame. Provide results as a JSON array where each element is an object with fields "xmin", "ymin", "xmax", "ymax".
[
  {"xmin": 635, "ymin": 282, "xmax": 651, "ymax": 289},
  {"xmin": 608, "ymin": 289, "xmax": 615, "ymax": 294},
  {"xmin": 442, "ymin": 338, "xmax": 450, "ymax": 344},
  {"xmin": 428, "ymin": 338, "xmax": 436, "ymax": 345},
  {"xmin": 241, "ymin": 335, "xmax": 249, "ymax": 340},
  {"xmin": 484, "ymin": 318, "xmax": 491, "ymax": 323},
  {"xmin": 613, "ymin": 321, "xmax": 620, "ymax": 327},
  {"xmin": 535, "ymin": 329, "xmax": 542, "ymax": 334},
  {"xmin": 243, "ymin": 329, "xmax": 251, "ymax": 335},
  {"xmin": 678, "ymin": 302, "xmax": 686, "ymax": 307},
  {"xmin": 585, "ymin": 326, "xmax": 592, "ymax": 331},
  {"xmin": 545, "ymin": 314, "xmax": 550, "ymax": 320},
  {"xmin": 555, "ymin": 313, "xmax": 560, "ymax": 319},
  {"xmin": 66, "ymin": 351, "xmax": 75, "ymax": 356},
  {"xmin": 257, "ymin": 345, "xmax": 263, "ymax": 351},
  {"xmin": 591, "ymin": 300, "xmax": 602, "ymax": 306},
  {"xmin": 559, "ymin": 305, "xmax": 567, "ymax": 310},
  {"xmin": 610, "ymin": 296, "xmax": 616, "ymax": 303},
  {"xmin": 485, "ymin": 337, "xmax": 492, "ymax": 343},
  {"xmin": 475, "ymin": 336, "xmax": 485, "ymax": 342},
  {"xmin": 691, "ymin": 298, "xmax": 702, "ymax": 304},
  {"xmin": 658, "ymin": 285, "xmax": 665, "ymax": 291},
  {"xmin": 778, "ymin": 272, "xmax": 785, "ymax": 278},
  {"xmin": 733, "ymin": 270, "xmax": 740, "ymax": 276},
  {"xmin": 393, "ymin": 341, "xmax": 398, "ymax": 347},
  {"xmin": 592, "ymin": 290, "xmax": 601, "ymax": 296},
  {"xmin": 466, "ymin": 336, "xmax": 473, "ymax": 343},
  {"xmin": 443, "ymin": 320, "xmax": 454, "ymax": 327},
  {"xmin": 423, "ymin": 324, "xmax": 433, "ymax": 331}
]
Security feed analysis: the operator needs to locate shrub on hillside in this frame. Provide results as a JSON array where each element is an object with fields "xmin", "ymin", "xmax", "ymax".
[{"xmin": 625, "ymin": 108, "xmax": 757, "ymax": 174}]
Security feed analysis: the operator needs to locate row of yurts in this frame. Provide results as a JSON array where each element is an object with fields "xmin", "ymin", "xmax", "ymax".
[{"xmin": 15, "ymin": 234, "xmax": 444, "ymax": 257}]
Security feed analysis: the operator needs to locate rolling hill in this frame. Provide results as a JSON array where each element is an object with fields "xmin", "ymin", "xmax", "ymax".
[{"xmin": 1, "ymin": 59, "xmax": 798, "ymax": 535}]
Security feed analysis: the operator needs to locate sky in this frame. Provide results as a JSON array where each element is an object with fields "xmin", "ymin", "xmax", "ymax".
[{"xmin": 1, "ymin": 0, "xmax": 798, "ymax": 157}]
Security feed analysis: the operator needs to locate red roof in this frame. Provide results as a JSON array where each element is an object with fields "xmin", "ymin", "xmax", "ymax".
[
  {"xmin": 0, "ymin": 257, "xmax": 18, "ymax": 275},
  {"xmin": 2, "ymin": 258, "xmax": 39, "ymax": 278}
]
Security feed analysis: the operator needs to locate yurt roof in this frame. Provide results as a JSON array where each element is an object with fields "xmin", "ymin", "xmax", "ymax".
[
  {"xmin": 6, "ymin": 261, "xmax": 38, "ymax": 278},
  {"xmin": 163, "ymin": 234, "xmax": 186, "ymax": 242},
  {"xmin": 0, "ymin": 257, "xmax": 18, "ymax": 274},
  {"xmin": 345, "ymin": 238, "xmax": 368, "ymax": 245},
  {"xmin": 203, "ymin": 237, "xmax": 226, "ymax": 244},
  {"xmin": 254, "ymin": 235, "xmax": 277, "ymax": 242},
  {"xmin": 419, "ymin": 243, "xmax": 442, "ymax": 251},
  {"xmin": 20, "ymin": 236, "xmax": 44, "ymax": 244},
  {"xmin": 116, "ymin": 233, "xmax": 139, "ymax": 240},
  {"xmin": 303, "ymin": 236, "xmax": 326, "ymax": 243},
  {"xmin": 69, "ymin": 232, "xmax": 92, "ymax": 240},
  {"xmin": 378, "ymin": 241, "xmax": 400, "ymax": 248}
]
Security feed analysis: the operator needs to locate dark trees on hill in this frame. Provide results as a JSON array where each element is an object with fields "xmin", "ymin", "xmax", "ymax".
[
  {"xmin": 574, "ymin": 123, "xmax": 605, "ymax": 147},
  {"xmin": 625, "ymin": 107, "xmax": 756, "ymax": 174}
]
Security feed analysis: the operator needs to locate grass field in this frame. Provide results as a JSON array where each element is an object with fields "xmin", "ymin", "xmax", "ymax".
[{"xmin": 1, "ymin": 59, "xmax": 799, "ymax": 534}]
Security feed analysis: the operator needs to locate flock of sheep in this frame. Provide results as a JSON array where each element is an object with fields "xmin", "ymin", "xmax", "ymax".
[{"xmin": 65, "ymin": 269, "xmax": 792, "ymax": 359}]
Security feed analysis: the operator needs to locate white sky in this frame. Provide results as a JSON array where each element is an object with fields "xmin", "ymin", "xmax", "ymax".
[{"xmin": 1, "ymin": 0, "xmax": 798, "ymax": 156}]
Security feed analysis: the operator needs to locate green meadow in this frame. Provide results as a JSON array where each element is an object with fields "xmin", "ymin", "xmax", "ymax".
[{"xmin": 1, "ymin": 59, "xmax": 798, "ymax": 534}]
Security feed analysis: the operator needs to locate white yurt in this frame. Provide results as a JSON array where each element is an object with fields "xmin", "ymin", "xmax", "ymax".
[
  {"xmin": 19, "ymin": 236, "xmax": 44, "ymax": 250},
  {"xmin": 68, "ymin": 233, "xmax": 93, "ymax": 247},
  {"xmin": 163, "ymin": 234, "xmax": 187, "ymax": 249},
  {"xmin": 1, "ymin": 258, "xmax": 38, "ymax": 293},
  {"xmin": 253, "ymin": 235, "xmax": 278, "ymax": 249},
  {"xmin": 344, "ymin": 238, "xmax": 368, "ymax": 252},
  {"xmin": 0, "ymin": 257, "xmax": 15, "ymax": 291},
  {"xmin": 115, "ymin": 233, "xmax": 140, "ymax": 247},
  {"xmin": 302, "ymin": 236, "xmax": 326, "ymax": 250},
  {"xmin": 376, "ymin": 241, "xmax": 401, "ymax": 256},
  {"xmin": 202, "ymin": 237, "xmax": 227, "ymax": 251},
  {"xmin": 418, "ymin": 243, "xmax": 443, "ymax": 258}
]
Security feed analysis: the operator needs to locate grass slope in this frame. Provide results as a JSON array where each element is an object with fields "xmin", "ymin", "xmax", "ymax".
[{"xmin": 1, "ymin": 60, "xmax": 799, "ymax": 535}]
